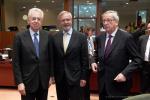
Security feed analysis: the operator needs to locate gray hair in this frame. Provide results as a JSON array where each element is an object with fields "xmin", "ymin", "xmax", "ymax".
[
  {"xmin": 28, "ymin": 8, "xmax": 44, "ymax": 18},
  {"xmin": 57, "ymin": 11, "xmax": 72, "ymax": 21},
  {"xmin": 102, "ymin": 10, "xmax": 119, "ymax": 22}
]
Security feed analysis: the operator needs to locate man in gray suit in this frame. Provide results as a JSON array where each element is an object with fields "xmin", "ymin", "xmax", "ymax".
[
  {"xmin": 12, "ymin": 8, "xmax": 53, "ymax": 100},
  {"xmin": 91, "ymin": 10, "xmax": 142, "ymax": 100},
  {"xmin": 52, "ymin": 11, "xmax": 89, "ymax": 100},
  {"xmin": 138, "ymin": 22, "xmax": 150, "ymax": 93}
]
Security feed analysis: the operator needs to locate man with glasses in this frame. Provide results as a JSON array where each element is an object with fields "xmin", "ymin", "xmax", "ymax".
[{"xmin": 91, "ymin": 10, "xmax": 142, "ymax": 100}]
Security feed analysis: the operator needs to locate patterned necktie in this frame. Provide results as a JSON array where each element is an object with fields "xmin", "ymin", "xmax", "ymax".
[
  {"xmin": 33, "ymin": 33, "xmax": 39, "ymax": 57},
  {"xmin": 63, "ymin": 32, "xmax": 69, "ymax": 53},
  {"xmin": 104, "ymin": 34, "xmax": 112, "ymax": 59}
]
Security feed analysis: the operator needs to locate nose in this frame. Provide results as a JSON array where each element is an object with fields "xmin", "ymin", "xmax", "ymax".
[
  {"xmin": 64, "ymin": 20, "xmax": 68, "ymax": 24},
  {"xmin": 35, "ymin": 18, "xmax": 38, "ymax": 22}
]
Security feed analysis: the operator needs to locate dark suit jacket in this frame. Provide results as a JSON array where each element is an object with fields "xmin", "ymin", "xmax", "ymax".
[
  {"xmin": 12, "ymin": 29, "xmax": 53, "ymax": 93},
  {"xmin": 138, "ymin": 34, "xmax": 149, "ymax": 60},
  {"xmin": 94, "ymin": 29, "xmax": 142, "ymax": 96},
  {"xmin": 138, "ymin": 34, "xmax": 150, "ymax": 92},
  {"xmin": 52, "ymin": 30, "xmax": 89, "ymax": 85}
]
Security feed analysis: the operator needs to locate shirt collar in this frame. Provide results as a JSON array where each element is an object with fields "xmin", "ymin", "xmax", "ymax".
[
  {"xmin": 29, "ymin": 28, "xmax": 39, "ymax": 36},
  {"xmin": 63, "ymin": 28, "xmax": 73, "ymax": 35},
  {"xmin": 106, "ymin": 27, "xmax": 118, "ymax": 38}
]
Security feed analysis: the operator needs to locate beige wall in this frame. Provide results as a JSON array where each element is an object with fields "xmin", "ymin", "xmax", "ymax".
[
  {"xmin": 15, "ymin": 9, "xmax": 59, "ymax": 31},
  {"xmin": 4, "ymin": 1, "xmax": 61, "ymax": 31},
  {"xmin": 4, "ymin": 0, "xmax": 17, "ymax": 31},
  {"xmin": 4, "ymin": 1, "xmax": 150, "ymax": 31}
]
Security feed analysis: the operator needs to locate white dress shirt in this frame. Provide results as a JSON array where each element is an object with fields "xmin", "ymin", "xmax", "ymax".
[
  {"xmin": 145, "ymin": 35, "xmax": 150, "ymax": 61},
  {"xmin": 29, "ymin": 28, "xmax": 39, "ymax": 43}
]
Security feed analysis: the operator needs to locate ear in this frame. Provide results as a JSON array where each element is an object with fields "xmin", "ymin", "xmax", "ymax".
[{"xmin": 115, "ymin": 22, "xmax": 119, "ymax": 26}]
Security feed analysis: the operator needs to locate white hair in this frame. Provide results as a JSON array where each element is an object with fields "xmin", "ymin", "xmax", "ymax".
[
  {"xmin": 102, "ymin": 10, "xmax": 119, "ymax": 22},
  {"xmin": 28, "ymin": 8, "xmax": 44, "ymax": 18}
]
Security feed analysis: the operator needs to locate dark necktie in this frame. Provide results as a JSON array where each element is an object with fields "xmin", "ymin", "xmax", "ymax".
[
  {"xmin": 104, "ymin": 35, "xmax": 112, "ymax": 59},
  {"xmin": 33, "ymin": 33, "xmax": 39, "ymax": 57}
]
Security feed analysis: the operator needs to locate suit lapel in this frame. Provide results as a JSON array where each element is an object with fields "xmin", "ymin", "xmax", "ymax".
[
  {"xmin": 104, "ymin": 29, "xmax": 120, "ymax": 58},
  {"xmin": 24, "ymin": 30, "xmax": 37, "ymax": 56},
  {"xmin": 101, "ymin": 34, "xmax": 106, "ymax": 59},
  {"xmin": 39, "ymin": 30, "xmax": 45, "ymax": 58},
  {"xmin": 57, "ymin": 31, "xmax": 64, "ymax": 55},
  {"xmin": 65, "ymin": 30, "xmax": 76, "ymax": 54},
  {"xmin": 142, "ymin": 35, "xmax": 149, "ymax": 56},
  {"xmin": 109, "ymin": 30, "xmax": 120, "ymax": 54}
]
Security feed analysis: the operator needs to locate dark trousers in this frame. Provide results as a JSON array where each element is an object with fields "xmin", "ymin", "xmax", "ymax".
[
  {"xmin": 100, "ymin": 85, "xmax": 125, "ymax": 100},
  {"xmin": 56, "ymin": 76, "xmax": 82, "ymax": 100},
  {"xmin": 82, "ymin": 70, "xmax": 91, "ymax": 100},
  {"xmin": 21, "ymin": 82, "xmax": 48, "ymax": 100},
  {"xmin": 141, "ymin": 61, "xmax": 150, "ymax": 93}
]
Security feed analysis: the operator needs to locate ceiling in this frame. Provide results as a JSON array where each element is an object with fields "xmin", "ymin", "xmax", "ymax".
[
  {"xmin": 4, "ymin": 0, "xmax": 150, "ymax": 15},
  {"xmin": 5, "ymin": 0, "xmax": 150, "ymax": 11}
]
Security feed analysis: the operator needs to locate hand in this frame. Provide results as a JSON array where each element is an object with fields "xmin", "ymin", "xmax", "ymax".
[
  {"xmin": 49, "ymin": 77, "xmax": 54, "ymax": 87},
  {"xmin": 91, "ymin": 63, "xmax": 98, "ymax": 73},
  {"xmin": 80, "ymin": 80, "xmax": 86, "ymax": 87},
  {"xmin": 114, "ymin": 73, "xmax": 126, "ymax": 82},
  {"xmin": 18, "ymin": 83, "xmax": 26, "ymax": 96}
]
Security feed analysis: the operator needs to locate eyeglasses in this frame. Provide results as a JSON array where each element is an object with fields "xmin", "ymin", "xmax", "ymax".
[{"xmin": 102, "ymin": 19, "xmax": 114, "ymax": 23}]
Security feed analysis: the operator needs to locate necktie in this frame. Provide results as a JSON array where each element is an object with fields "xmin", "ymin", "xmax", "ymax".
[
  {"xmin": 33, "ymin": 33, "xmax": 39, "ymax": 57},
  {"xmin": 104, "ymin": 35, "xmax": 112, "ymax": 59},
  {"xmin": 63, "ymin": 32, "xmax": 69, "ymax": 53}
]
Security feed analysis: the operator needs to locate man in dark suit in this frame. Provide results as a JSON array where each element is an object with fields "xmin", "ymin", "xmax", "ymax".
[
  {"xmin": 52, "ymin": 11, "xmax": 89, "ymax": 100},
  {"xmin": 138, "ymin": 22, "xmax": 150, "ymax": 93},
  {"xmin": 91, "ymin": 10, "xmax": 142, "ymax": 100},
  {"xmin": 12, "ymin": 8, "xmax": 53, "ymax": 100}
]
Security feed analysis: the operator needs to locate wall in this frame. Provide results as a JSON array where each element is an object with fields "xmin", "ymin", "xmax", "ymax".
[
  {"xmin": 4, "ymin": 1, "xmax": 62, "ymax": 31},
  {"xmin": 15, "ymin": 9, "xmax": 60, "ymax": 31},
  {"xmin": 4, "ymin": 0, "xmax": 17, "ymax": 31},
  {"xmin": 3, "ymin": 1, "xmax": 150, "ymax": 31}
]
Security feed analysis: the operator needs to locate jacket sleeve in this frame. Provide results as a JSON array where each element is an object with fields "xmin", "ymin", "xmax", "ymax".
[
  {"xmin": 80, "ymin": 34, "xmax": 89, "ymax": 80},
  {"xmin": 12, "ymin": 33, "xmax": 23, "ymax": 85}
]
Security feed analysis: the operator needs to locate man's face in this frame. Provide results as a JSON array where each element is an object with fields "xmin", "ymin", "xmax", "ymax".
[
  {"xmin": 102, "ymin": 14, "xmax": 118, "ymax": 34},
  {"xmin": 59, "ymin": 13, "xmax": 72, "ymax": 32},
  {"xmin": 28, "ymin": 11, "xmax": 43, "ymax": 32}
]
